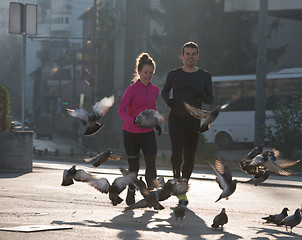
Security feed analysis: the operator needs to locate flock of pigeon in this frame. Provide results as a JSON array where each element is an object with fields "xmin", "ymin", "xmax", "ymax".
[
  {"xmin": 63, "ymin": 95, "xmax": 301, "ymax": 233},
  {"xmin": 61, "ymin": 153, "xmax": 189, "ymax": 215}
]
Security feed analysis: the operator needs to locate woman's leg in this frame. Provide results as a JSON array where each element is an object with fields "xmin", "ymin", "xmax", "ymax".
[
  {"xmin": 123, "ymin": 130, "xmax": 140, "ymax": 190},
  {"xmin": 141, "ymin": 131, "xmax": 157, "ymax": 189}
]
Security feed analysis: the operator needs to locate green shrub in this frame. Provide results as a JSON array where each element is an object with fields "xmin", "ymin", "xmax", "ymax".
[
  {"xmin": 264, "ymin": 92, "xmax": 302, "ymax": 159},
  {"xmin": 0, "ymin": 86, "xmax": 12, "ymax": 131}
]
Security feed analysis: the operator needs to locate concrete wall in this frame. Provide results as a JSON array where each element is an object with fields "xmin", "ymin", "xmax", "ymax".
[{"xmin": 0, "ymin": 131, "xmax": 33, "ymax": 172}]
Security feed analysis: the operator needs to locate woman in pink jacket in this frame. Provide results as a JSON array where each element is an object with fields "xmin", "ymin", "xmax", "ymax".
[{"xmin": 118, "ymin": 52, "xmax": 159, "ymax": 206}]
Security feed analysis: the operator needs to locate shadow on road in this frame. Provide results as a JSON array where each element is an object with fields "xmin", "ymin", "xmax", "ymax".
[
  {"xmin": 249, "ymin": 226, "xmax": 302, "ymax": 239},
  {"xmin": 52, "ymin": 208, "xmax": 243, "ymax": 239}
]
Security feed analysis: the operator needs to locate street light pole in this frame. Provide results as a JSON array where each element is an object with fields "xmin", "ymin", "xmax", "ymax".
[
  {"xmin": 21, "ymin": 4, "xmax": 27, "ymax": 130},
  {"xmin": 21, "ymin": 33, "xmax": 26, "ymax": 130},
  {"xmin": 255, "ymin": 0, "xmax": 268, "ymax": 146}
]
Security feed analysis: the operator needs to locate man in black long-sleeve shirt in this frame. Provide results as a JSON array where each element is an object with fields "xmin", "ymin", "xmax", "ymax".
[{"xmin": 161, "ymin": 42, "xmax": 214, "ymax": 206}]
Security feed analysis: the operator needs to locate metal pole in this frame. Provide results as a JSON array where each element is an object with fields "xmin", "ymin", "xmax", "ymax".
[
  {"xmin": 21, "ymin": 3, "xmax": 27, "ymax": 130},
  {"xmin": 22, "ymin": 33, "xmax": 26, "ymax": 130},
  {"xmin": 255, "ymin": 0, "xmax": 268, "ymax": 146}
]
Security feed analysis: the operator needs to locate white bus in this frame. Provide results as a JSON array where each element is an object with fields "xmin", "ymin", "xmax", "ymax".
[{"xmin": 203, "ymin": 67, "xmax": 302, "ymax": 149}]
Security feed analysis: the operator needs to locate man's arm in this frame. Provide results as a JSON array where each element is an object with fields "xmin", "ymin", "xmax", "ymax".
[
  {"xmin": 203, "ymin": 74, "xmax": 214, "ymax": 104},
  {"xmin": 161, "ymin": 71, "xmax": 174, "ymax": 107}
]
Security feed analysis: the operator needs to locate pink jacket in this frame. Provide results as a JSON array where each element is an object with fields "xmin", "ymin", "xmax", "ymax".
[{"xmin": 118, "ymin": 80, "xmax": 159, "ymax": 133}]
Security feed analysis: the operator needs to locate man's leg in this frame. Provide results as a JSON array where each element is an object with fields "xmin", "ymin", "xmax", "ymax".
[
  {"xmin": 178, "ymin": 118, "xmax": 199, "ymax": 206},
  {"xmin": 182, "ymin": 118, "xmax": 200, "ymax": 180},
  {"xmin": 168, "ymin": 114, "xmax": 184, "ymax": 179}
]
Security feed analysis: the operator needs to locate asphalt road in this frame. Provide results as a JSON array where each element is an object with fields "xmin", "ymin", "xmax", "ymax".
[{"xmin": 0, "ymin": 160, "xmax": 301, "ymax": 240}]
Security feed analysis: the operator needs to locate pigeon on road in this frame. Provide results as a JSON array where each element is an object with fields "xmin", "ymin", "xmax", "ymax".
[
  {"xmin": 209, "ymin": 160, "xmax": 237, "ymax": 202},
  {"xmin": 279, "ymin": 208, "xmax": 302, "ymax": 233},
  {"xmin": 211, "ymin": 208, "xmax": 228, "ymax": 229},
  {"xmin": 66, "ymin": 95, "xmax": 114, "ymax": 136},
  {"xmin": 262, "ymin": 207, "xmax": 289, "ymax": 225},
  {"xmin": 173, "ymin": 204, "xmax": 187, "ymax": 220}
]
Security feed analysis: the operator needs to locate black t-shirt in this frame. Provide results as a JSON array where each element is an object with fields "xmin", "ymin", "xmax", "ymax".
[{"xmin": 161, "ymin": 67, "xmax": 214, "ymax": 118}]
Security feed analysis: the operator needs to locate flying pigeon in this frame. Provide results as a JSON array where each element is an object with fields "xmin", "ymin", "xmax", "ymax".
[
  {"xmin": 61, "ymin": 166, "xmax": 136, "ymax": 206},
  {"xmin": 108, "ymin": 169, "xmax": 137, "ymax": 206},
  {"xmin": 123, "ymin": 177, "xmax": 189, "ymax": 212},
  {"xmin": 156, "ymin": 178, "xmax": 189, "ymax": 201},
  {"xmin": 66, "ymin": 95, "xmax": 114, "ymax": 136},
  {"xmin": 244, "ymin": 170, "xmax": 270, "ymax": 186},
  {"xmin": 209, "ymin": 160, "xmax": 237, "ymax": 202},
  {"xmin": 240, "ymin": 146, "xmax": 300, "ymax": 178},
  {"xmin": 279, "ymin": 208, "xmax": 301, "ymax": 233},
  {"xmin": 134, "ymin": 109, "xmax": 164, "ymax": 135},
  {"xmin": 124, "ymin": 189, "xmax": 165, "ymax": 211},
  {"xmin": 240, "ymin": 144, "xmax": 265, "ymax": 176},
  {"xmin": 84, "ymin": 148, "xmax": 131, "ymax": 167},
  {"xmin": 211, "ymin": 208, "xmax": 228, "ymax": 229},
  {"xmin": 249, "ymin": 150, "xmax": 297, "ymax": 176},
  {"xmin": 173, "ymin": 204, "xmax": 187, "ymax": 220},
  {"xmin": 262, "ymin": 207, "xmax": 289, "ymax": 225},
  {"xmin": 184, "ymin": 98, "xmax": 235, "ymax": 133}
]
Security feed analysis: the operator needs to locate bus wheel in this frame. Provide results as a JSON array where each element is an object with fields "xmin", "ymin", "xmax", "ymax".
[{"xmin": 215, "ymin": 132, "xmax": 233, "ymax": 150}]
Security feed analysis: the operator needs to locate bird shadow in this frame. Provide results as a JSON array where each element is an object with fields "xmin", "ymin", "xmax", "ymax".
[
  {"xmin": 51, "ymin": 207, "xmax": 243, "ymax": 239},
  {"xmin": 248, "ymin": 226, "xmax": 302, "ymax": 239}
]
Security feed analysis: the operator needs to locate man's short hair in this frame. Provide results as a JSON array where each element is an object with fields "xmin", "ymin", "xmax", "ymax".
[{"xmin": 182, "ymin": 42, "xmax": 199, "ymax": 55}]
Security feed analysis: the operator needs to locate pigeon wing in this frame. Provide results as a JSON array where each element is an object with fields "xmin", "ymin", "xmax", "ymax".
[
  {"xmin": 92, "ymin": 95, "xmax": 114, "ymax": 117},
  {"xmin": 124, "ymin": 199, "xmax": 149, "ymax": 211},
  {"xmin": 184, "ymin": 102, "xmax": 209, "ymax": 119},
  {"xmin": 89, "ymin": 178, "xmax": 110, "ymax": 193},
  {"xmin": 209, "ymin": 161, "xmax": 227, "ymax": 190},
  {"xmin": 113, "ymin": 172, "xmax": 136, "ymax": 192},
  {"xmin": 108, "ymin": 153, "xmax": 127, "ymax": 160},
  {"xmin": 84, "ymin": 149, "xmax": 111, "ymax": 167},
  {"xmin": 153, "ymin": 111, "xmax": 165, "ymax": 125},
  {"xmin": 263, "ymin": 160, "xmax": 293, "ymax": 176},
  {"xmin": 66, "ymin": 108, "xmax": 88, "ymax": 123},
  {"xmin": 73, "ymin": 169, "xmax": 96, "ymax": 182},
  {"xmin": 275, "ymin": 159, "xmax": 300, "ymax": 169},
  {"xmin": 214, "ymin": 159, "xmax": 233, "ymax": 184}
]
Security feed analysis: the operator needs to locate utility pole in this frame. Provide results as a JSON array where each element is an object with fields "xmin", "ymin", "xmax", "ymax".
[
  {"xmin": 255, "ymin": 0, "xmax": 268, "ymax": 146},
  {"xmin": 9, "ymin": 2, "xmax": 37, "ymax": 130}
]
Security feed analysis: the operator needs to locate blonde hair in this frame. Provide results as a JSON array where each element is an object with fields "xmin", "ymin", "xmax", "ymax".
[{"xmin": 131, "ymin": 52, "xmax": 156, "ymax": 82}]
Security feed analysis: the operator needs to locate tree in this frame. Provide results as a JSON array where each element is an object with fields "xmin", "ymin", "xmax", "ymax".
[
  {"xmin": 0, "ymin": 86, "xmax": 12, "ymax": 131},
  {"xmin": 147, "ymin": 0, "xmax": 286, "ymax": 78},
  {"xmin": 264, "ymin": 92, "xmax": 302, "ymax": 159},
  {"xmin": 0, "ymin": 35, "xmax": 22, "ymax": 117}
]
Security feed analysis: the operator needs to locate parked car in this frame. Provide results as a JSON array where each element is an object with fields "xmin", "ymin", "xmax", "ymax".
[{"xmin": 11, "ymin": 120, "xmax": 30, "ymax": 131}]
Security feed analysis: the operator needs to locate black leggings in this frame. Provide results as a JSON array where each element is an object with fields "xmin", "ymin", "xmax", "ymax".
[
  {"xmin": 168, "ymin": 113, "xmax": 200, "ymax": 180},
  {"xmin": 123, "ymin": 130, "xmax": 157, "ymax": 189}
]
